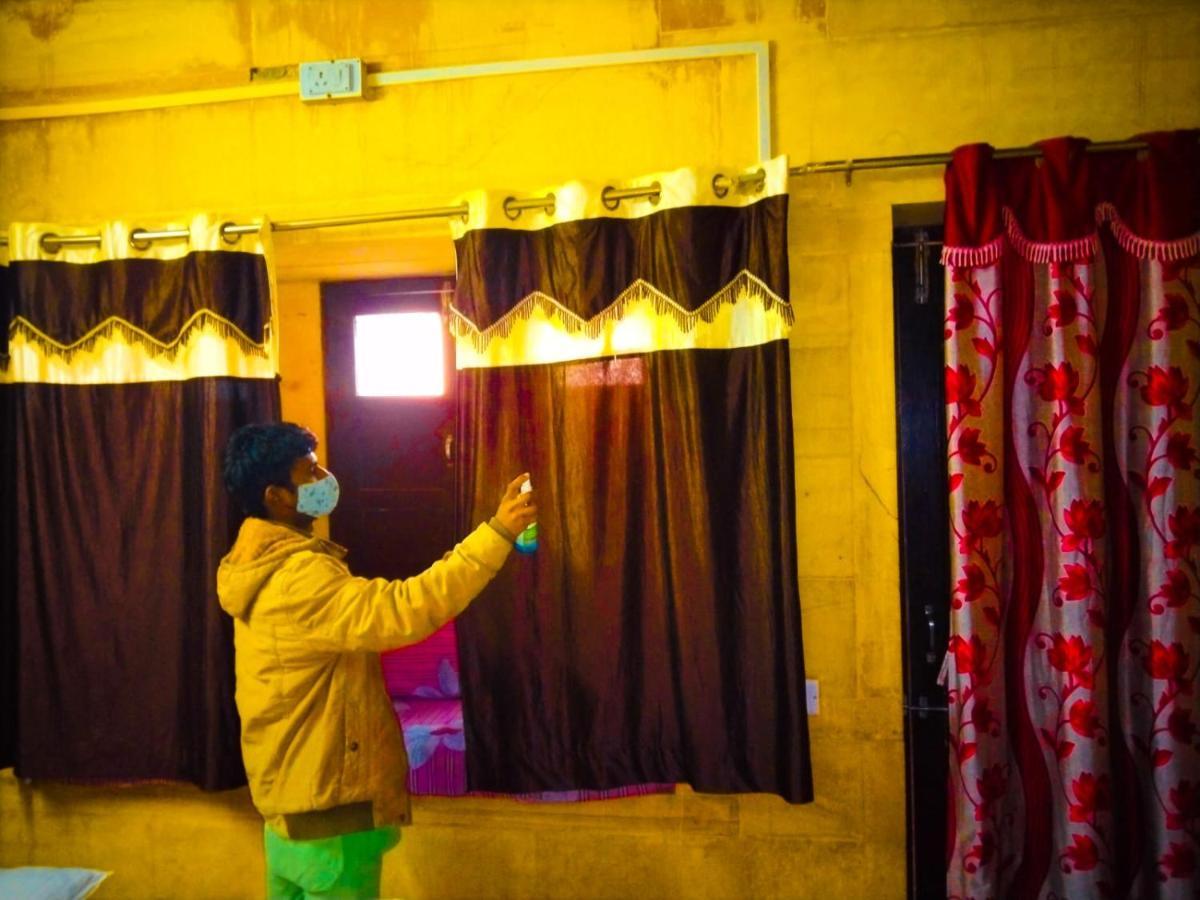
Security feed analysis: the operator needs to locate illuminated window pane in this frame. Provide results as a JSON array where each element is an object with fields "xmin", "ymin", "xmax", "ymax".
[{"xmin": 354, "ymin": 312, "xmax": 444, "ymax": 397}]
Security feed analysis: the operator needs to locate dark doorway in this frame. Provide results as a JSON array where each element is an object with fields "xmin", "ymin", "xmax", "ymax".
[
  {"xmin": 321, "ymin": 277, "xmax": 457, "ymax": 580},
  {"xmin": 892, "ymin": 208, "xmax": 950, "ymax": 900}
]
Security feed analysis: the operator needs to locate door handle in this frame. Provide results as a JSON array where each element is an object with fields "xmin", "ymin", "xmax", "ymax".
[
  {"xmin": 443, "ymin": 433, "xmax": 454, "ymax": 463},
  {"xmin": 903, "ymin": 695, "xmax": 949, "ymax": 719},
  {"xmin": 924, "ymin": 604, "xmax": 938, "ymax": 664}
]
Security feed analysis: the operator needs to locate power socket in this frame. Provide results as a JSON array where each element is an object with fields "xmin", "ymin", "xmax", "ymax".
[
  {"xmin": 806, "ymin": 679, "xmax": 819, "ymax": 715},
  {"xmin": 299, "ymin": 59, "xmax": 363, "ymax": 101}
]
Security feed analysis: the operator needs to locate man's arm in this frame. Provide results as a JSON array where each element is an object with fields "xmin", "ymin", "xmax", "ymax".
[{"xmin": 277, "ymin": 521, "xmax": 513, "ymax": 653}]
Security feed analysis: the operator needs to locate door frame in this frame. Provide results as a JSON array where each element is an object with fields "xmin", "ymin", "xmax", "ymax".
[{"xmin": 892, "ymin": 204, "xmax": 950, "ymax": 900}]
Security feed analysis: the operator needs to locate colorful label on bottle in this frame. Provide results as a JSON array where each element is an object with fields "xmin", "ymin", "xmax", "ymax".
[
  {"xmin": 515, "ymin": 521, "xmax": 538, "ymax": 553},
  {"xmin": 516, "ymin": 478, "xmax": 537, "ymax": 553}
]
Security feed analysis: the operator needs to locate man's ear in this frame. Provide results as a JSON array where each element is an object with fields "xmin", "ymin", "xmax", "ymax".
[{"xmin": 263, "ymin": 483, "xmax": 294, "ymax": 512}]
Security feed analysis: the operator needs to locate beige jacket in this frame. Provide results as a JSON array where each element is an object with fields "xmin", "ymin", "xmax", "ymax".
[{"xmin": 216, "ymin": 517, "xmax": 511, "ymax": 838}]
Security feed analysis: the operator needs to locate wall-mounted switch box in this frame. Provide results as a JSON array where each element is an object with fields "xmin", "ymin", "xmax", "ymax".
[
  {"xmin": 806, "ymin": 679, "xmax": 819, "ymax": 715},
  {"xmin": 299, "ymin": 59, "xmax": 363, "ymax": 101}
]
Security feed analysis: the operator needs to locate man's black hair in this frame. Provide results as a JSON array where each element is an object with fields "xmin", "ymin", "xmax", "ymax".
[{"xmin": 223, "ymin": 422, "xmax": 318, "ymax": 518}]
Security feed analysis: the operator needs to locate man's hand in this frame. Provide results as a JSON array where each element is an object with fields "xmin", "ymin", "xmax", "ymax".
[{"xmin": 495, "ymin": 473, "xmax": 538, "ymax": 537}]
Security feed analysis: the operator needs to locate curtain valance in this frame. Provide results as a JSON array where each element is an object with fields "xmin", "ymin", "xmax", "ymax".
[
  {"xmin": 2, "ymin": 214, "xmax": 277, "ymax": 384},
  {"xmin": 450, "ymin": 157, "xmax": 793, "ymax": 367},
  {"xmin": 942, "ymin": 131, "xmax": 1200, "ymax": 267}
]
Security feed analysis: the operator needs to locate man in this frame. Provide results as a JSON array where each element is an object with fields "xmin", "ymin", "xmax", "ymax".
[{"xmin": 217, "ymin": 422, "xmax": 536, "ymax": 899}]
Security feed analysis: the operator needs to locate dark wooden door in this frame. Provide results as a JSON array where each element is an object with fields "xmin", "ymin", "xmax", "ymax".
[
  {"xmin": 892, "ymin": 218, "xmax": 950, "ymax": 899},
  {"xmin": 321, "ymin": 277, "xmax": 456, "ymax": 580}
]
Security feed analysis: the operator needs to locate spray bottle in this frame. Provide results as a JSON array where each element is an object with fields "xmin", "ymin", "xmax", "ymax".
[{"xmin": 515, "ymin": 477, "xmax": 538, "ymax": 553}]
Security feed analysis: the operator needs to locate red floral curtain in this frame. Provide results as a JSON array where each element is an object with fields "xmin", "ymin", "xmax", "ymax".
[{"xmin": 942, "ymin": 132, "xmax": 1200, "ymax": 898}]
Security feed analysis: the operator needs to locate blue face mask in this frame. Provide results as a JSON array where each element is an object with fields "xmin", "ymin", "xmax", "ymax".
[{"xmin": 295, "ymin": 473, "xmax": 340, "ymax": 518}]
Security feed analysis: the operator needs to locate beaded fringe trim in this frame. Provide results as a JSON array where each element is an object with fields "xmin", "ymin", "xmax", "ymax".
[
  {"xmin": 5, "ymin": 309, "xmax": 270, "ymax": 364},
  {"xmin": 1096, "ymin": 203, "xmax": 1200, "ymax": 262},
  {"xmin": 1001, "ymin": 208, "xmax": 1098, "ymax": 263},
  {"xmin": 448, "ymin": 270, "xmax": 792, "ymax": 353},
  {"xmin": 940, "ymin": 236, "xmax": 1005, "ymax": 269}
]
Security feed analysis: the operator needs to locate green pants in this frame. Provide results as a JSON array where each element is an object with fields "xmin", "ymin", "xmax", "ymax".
[{"xmin": 264, "ymin": 823, "xmax": 400, "ymax": 899}]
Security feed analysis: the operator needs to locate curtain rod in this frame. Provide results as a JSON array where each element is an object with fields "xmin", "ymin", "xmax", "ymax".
[
  {"xmin": 787, "ymin": 138, "xmax": 1152, "ymax": 177},
  {"xmin": 0, "ymin": 138, "xmax": 1168, "ymax": 251}
]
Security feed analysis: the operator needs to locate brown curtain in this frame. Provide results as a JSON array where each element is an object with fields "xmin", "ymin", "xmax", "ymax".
[
  {"xmin": 1, "ymin": 224, "xmax": 278, "ymax": 789},
  {"xmin": 451, "ymin": 166, "xmax": 813, "ymax": 802},
  {"xmin": 0, "ymin": 262, "xmax": 15, "ymax": 767}
]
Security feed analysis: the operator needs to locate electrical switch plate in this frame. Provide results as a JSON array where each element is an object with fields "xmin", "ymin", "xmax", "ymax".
[
  {"xmin": 806, "ymin": 679, "xmax": 819, "ymax": 715},
  {"xmin": 299, "ymin": 59, "xmax": 363, "ymax": 101}
]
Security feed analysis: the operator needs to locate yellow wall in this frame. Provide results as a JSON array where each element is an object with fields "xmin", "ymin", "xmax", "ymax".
[{"xmin": 2, "ymin": 1, "xmax": 1197, "ymax": 897}]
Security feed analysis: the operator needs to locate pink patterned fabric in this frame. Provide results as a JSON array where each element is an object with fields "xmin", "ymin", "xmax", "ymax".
[
  {"xmin": 383, "ymin": 629, "xmax": 675, "ymax": 801},
  {"xmin": 392, "ymin": 698, "xmax": 467, "ymax": 795},
  {"xmin": 381, "ymin": 622, "xmax": 460, "ymax": 699},
  {"xmin": 943, "ymin": 133, "xmax": 1200, "ymax": 898},
  {"xmin": 391, "ymin": 698, "xmax": 674, "ymax": 800}
]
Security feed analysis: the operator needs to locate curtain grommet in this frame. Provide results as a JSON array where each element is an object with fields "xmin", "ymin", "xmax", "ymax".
[
  {"xmin": 220, "ymin": 221, "xmax": 241, "ymax": 246},
  {"xmin": 601, "ymin": 187, "xmax": 620, "ymax": 211},
  {"xmin": 712, "ymin": 173, "xmax": 731, "ymax": 199},
  {"xmin": 39, "ymin": 232, "xmax": 61, "ymax": 255},
  {"xmin": 504, "ymin": 194, "xmax": 555, "ymax": 220},
  {"xmin": 129, "ymin": 228, "xmax": 152, "ymax": 252}
]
